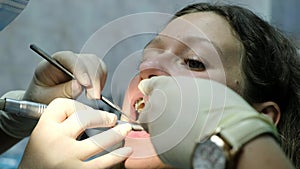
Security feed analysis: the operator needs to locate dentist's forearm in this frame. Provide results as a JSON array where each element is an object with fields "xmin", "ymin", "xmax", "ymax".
[{"xmin": 236, "ymin": 135, "xmax": 294, "ymax": 169}]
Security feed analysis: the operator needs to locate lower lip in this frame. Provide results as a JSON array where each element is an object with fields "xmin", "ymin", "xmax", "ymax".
[{"xmin": 127, "ymin": 131, "xmax": 150, "ymax": 138}]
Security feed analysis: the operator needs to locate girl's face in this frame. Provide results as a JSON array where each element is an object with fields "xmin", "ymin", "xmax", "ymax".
[{"xmin": 122, "ymin": 12, "xmax": 243, "ymax": 168}]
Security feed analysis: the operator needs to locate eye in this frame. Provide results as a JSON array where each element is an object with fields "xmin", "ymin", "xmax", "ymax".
[{"xmin": 184, "ymin": 58, "xmax": 206, "ymax": 71}]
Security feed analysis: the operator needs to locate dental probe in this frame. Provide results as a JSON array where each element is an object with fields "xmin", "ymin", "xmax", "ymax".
[
  {"xmin": 29, "ymin": 44, "xmax": 135, "ymax": 122},
  {"xmin": 0, "ymin": 98, "xmax": 143, "ymax": 131}
]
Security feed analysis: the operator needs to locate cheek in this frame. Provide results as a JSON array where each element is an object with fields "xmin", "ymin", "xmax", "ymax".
[
  {"xmin": 193, "ymin": 68, "xmax": 228, "ymax": 86},
  {"xmin": 177, "ymin": 70, "xmax": 216, "ymax": 82},
  {"xmin": 222, "ymin": 66, "xmax": 243, "ymax": 93},
  {"xmin": 208, "ymin": 70, "xmax": 227, "ymax": 85},
  {"xmin": 122, "ymin": 93, "xmax": 131, "ymax": 117}
]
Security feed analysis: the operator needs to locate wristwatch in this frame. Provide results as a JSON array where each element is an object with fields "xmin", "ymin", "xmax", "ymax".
[
  {"xmin": 192, "ymin": 115, "xmax": 279, "ymax": 169},
  {"xmin": 193, "ymin": 135, "xmax": 226, "ymax": 169}
]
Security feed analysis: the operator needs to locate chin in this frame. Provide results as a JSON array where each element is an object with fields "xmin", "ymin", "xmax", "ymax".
[
  {"xmin": 123, "ymin": 131, "xmax": 172, "ymax": 169},
  {"xmin": 124, "ymin": 156, "xmax": 165, "ymax": 169}
]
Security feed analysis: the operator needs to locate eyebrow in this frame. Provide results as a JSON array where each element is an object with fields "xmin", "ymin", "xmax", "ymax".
[
  {"xmin": 183, "ymin": 36, "xmax": 224, "ymax": 57},
  {"xmin": 143, "ymin": 35, "xmax": 224, "ymax": 57}
]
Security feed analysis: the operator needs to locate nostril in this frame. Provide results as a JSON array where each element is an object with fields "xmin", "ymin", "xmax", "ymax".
[
  {"xmin": 140, "ymin": 68, "xmax": 169, "ymax": 80},
  {"xmin": 148, "ymin": 75, "xmax": 157, "ymax": 79}
]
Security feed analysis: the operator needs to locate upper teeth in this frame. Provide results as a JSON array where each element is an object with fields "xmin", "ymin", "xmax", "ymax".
[{"xmin": 135, "ymin": 98, "xmax": 145, "ymax": 113}]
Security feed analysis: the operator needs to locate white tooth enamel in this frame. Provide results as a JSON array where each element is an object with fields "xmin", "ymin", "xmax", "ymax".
[{"xmin": 135, "ymin": 98, "xmax": 145, "ymax": 113}]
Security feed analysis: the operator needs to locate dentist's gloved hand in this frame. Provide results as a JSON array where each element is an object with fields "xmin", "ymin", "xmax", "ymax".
[
  {"xmin": 0, "ymin": 52, "xmax": 107, "ymax": 139},
  {"xmin": 19, "ymin": 98, "xmax": 133, "ymax": 169},
  {"xmin": 23, "ymin": 51, "xmax": 107, "ymax": 104},
  {"xmin": 138, "ymin": 76, "xmax": 278, "ymax": 168}
]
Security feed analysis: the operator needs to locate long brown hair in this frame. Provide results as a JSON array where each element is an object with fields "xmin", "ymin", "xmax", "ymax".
[{"xmin": 175, "ymin": 3, "xmax": 300, "ymax": 168}]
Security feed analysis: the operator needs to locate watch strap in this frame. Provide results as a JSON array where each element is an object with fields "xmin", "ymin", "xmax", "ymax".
[{"xmin": 218, "ymin": 113, "xmax": 279, "ymax": 157}]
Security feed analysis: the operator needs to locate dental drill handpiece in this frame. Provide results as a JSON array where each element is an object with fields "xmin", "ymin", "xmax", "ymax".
[
  {"xmin": 0, "ymin": 98, "xmax": 143, "ymax": 131},
  {"xmin": 0, "ymin": 98, "xmax": 46, "ymax": 119}
]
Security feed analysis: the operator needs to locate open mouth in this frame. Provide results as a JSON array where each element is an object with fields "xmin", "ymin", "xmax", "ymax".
[
  {"xmin": 133, "ymin": 97, "xmax": 149, "ymax": 132},
  {"xmin": 134, "ymin": 97, "xmax": 145, "ymax": 114}
]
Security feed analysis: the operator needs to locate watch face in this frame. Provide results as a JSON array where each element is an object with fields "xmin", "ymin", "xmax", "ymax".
[{"xmin": 192, "ymin": 140, "xmax": 226, "ymax": 169}]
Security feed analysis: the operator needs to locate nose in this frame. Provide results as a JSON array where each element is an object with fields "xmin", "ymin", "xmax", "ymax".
[
  {"xmin": 140, "ymin": 68, "xmax": 169, "ymax": 80},
  {"xmin": 139, "ymin": 56, "xmax": 170, "ymax": 80}
]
